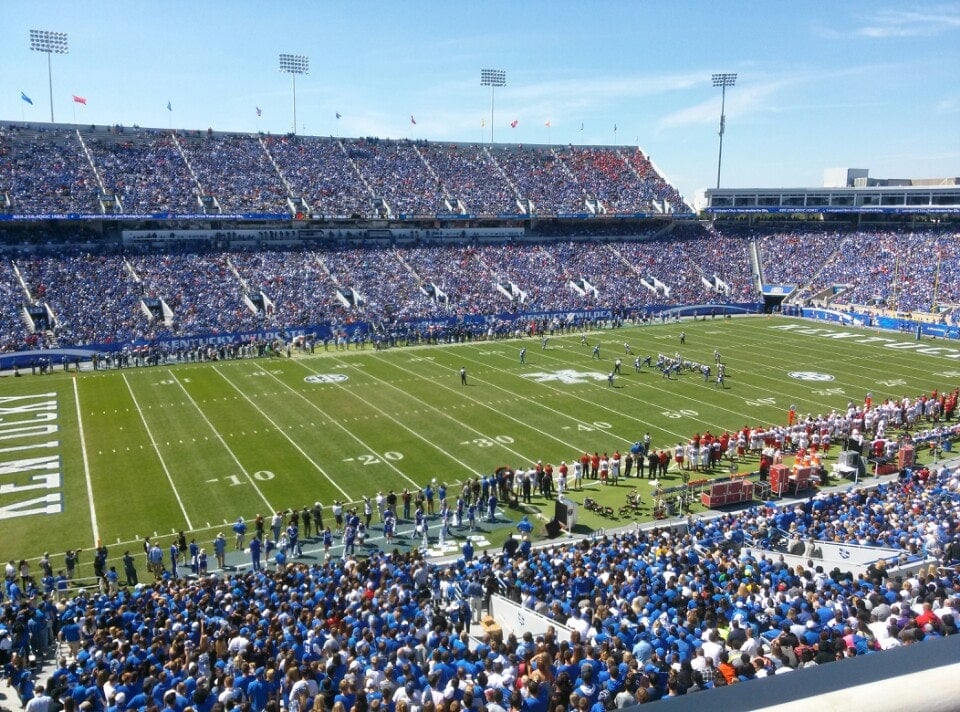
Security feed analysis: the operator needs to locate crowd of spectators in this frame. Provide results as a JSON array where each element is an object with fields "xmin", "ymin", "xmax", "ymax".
[
  {"xmin": 2, "ymin": 450, "xmax": 959, "ymax": 711},
  {"xmin": 622, "ymin": 150, "xmax": 686, "ymax": 211},
  {"xmin": 0, "ymin": 261, "xmax": 31, "ymax": 351},
  {"xmin": 18, "ymin": 254, "xmax": 148, "ymax": 345},
  {"xmin": 177, "ymin": 135, "xmax": 289, "ymax": 215},
  {"xmin": 266, "ymin": 137, "xmax": 372, "ymax": 218},
  {"xmin": 609, "ymin": 230, "xmax": 754, "ymax": 307},
  {"xmin": 744, "ymin": 226, "xmax": 960, "ymax": 314},
  {"xmin": 347, "ymin": 141, "xmax": 440, "ymax": 217},
  {"xmin": 85, "ymin": 134, "xmax": 199, "ymax": 214},
  {"xmin": 0, "ymin": 234, "xmax": 762, "ymax": 350},
  {"xmin": 129, "ymin": 254, "xmax": 264, "ymax": 337},
  {"xmin": 418, "ymin": 144, "xmax": 516, "ymax": 215},
  {"xmin": 2, "ymin": 222, "xmax": 960, "ymax": 350},
  {"xmin": 492, "ymin": 147, "xmax": 584, "ymax": 215},
  {"xmin": 0, "ymin": 125, "xmax": 99, "ymax": 214},
  {"xmin": 1, "ymin": 124, "xmax": 691, "ymax": 217}
]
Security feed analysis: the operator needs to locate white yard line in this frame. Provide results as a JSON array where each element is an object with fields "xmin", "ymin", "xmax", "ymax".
[
  {"xmin": 323, "ymin": 356, "xmax": 555, "ymax": 465},
  {"xmin": 269, "ymin": 360, "xmax": 484, "ymax": 482},
  {"xmin": 122, "ymin": 374, "xmax": 194, "ymax": 530},
  {"xmin": 213, "ymin": 365, "xmax": 353, "ymax": 500},
  {"xmin": 373, "ymin": 354, "xmax": 604, "ymax": 452},
  {"xmin": 72, "ymin": 377, "xmax": 100, "ymax": 547},
  {"xmin": 453, "ymin": 346, "xmax": 694, "ymax": 443},
  {"xmin": 504, "ymin": 344, "xmax": 738, "ymax": 433},
  {"xmin": 255, "ymin": 363, "xmax": 440, "ymax": 489},
  {"xmin": 166, "ymin": 370, "xmax": 275, "ymax": 512}
]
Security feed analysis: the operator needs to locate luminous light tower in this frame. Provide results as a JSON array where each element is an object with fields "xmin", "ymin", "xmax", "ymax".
[
  {"xmin": 30, "ymin": 29, "xmax": 69, "ymax": 123},
  {"xmin": 279, "ymin": 53, "xmax": 309, "ymax": 134},
  {"xmin": 480, "ymin": 68, "xmax": 506, "ymax": 144},
  {"xmin": 712, "ymin": 72, "xmax": 736, "ymax": 189}
]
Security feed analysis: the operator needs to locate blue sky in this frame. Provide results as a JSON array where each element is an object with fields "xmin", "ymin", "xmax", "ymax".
[{"xmin": 2, "ymin": 1, "xmax": 958, "ymax": 205}]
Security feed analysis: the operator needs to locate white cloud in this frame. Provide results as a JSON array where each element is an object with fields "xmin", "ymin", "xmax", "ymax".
[
  {"xmin": 856, "ymin": 6, "xmax": 960, "ymax": 38},
  {"xmin": 505, "ymin": 71, "xmax": 705, "ymax": 105},
  {"xmin": 937, "ymin": 96, "xmax": 960, "ymax": 113},
  {"xmin": 654, "ymin": 62, "xmax": 903, "ymax": 132},
  {"xmin": 657, "ymin": 80, "xmax": 787, "ymax": 130}
]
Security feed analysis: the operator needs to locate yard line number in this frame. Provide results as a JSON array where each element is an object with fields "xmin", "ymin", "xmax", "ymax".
[
  {"xmin": 460, "ymin": 435, "xmax": 515, "ymax": 447},
  {"xmin": 660, "ymin": 409, "xmax": 699, "ymax": 419},
  {"xmin": 217, "ymin": 470, "xmax": 276, "ymax": 486},
  {"xmin": 343, "ymin": 452, "xmax": 404, "ymax": 465},
  {"xmin": 578, "ymin": 421, "xmax": 612, "ymax": 432}
]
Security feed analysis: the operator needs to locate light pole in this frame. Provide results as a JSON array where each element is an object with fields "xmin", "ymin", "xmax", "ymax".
[
  {"xmin": 480, "ymin": 68, "xmax": 506, "ymax": 144},
  {"xmin": 712, "ymin": 72, "xmax": 736, "ymax": 190},
  {"xmin": 30, "ymin": 29, "xmax": 68, "ymax": 123},
  {"xmin": 279, "ymin": 53, "xmax": 309, "ymax": 135}
]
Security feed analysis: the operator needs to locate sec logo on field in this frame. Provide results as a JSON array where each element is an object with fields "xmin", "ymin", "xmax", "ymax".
[
  {"xmin": 788, "ymin": 371, "xmax": 834, "ymax": 381},
  {"xmin": 304, "ymin": 374, "xmax": 349, "ymax": 384}
]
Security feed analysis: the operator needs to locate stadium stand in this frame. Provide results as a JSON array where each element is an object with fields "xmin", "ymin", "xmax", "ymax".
[
  {"xmin": 83, "ymin": 131, "xmax": 200, "ymax": 215},
  {"xmin": 0, "ymin": 123, "xmax": 692, "ymax": 218},
  {"xmin": 743, "ymin": 226, "xmax": 960, "ymax": 316},
  {"xmin": 0, "ymin": 235, "xmax": 761, "ymax": 351},
  {"xmin": 1, "ymin": 223, "xmax": 958, "ymax": 352},
  {"xmin": 2, "ymin": 453, "xmax": 959, "ymax": 711},
  {"xmin": 3, "ymin": 119, "xmax": 960, "ymax": 711}
]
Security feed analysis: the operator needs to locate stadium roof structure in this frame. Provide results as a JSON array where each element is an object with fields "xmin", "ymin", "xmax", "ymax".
[{"xmin": 706, "ymin": 183, "xmax": 960, "ymax": 215}]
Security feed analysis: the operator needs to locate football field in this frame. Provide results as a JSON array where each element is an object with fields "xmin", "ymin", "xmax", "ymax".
[{"xmin": 1, "ymin": 315, "xmax": 956, "ymax": 568}]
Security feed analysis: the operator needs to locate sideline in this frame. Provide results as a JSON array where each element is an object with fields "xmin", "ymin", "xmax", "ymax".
[{"xmin": 72, "ymin": 376, "xmax": 99, "ymax": 547}]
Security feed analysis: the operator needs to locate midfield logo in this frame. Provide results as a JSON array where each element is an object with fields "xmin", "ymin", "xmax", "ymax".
[
  {"xmin": 304, "ymin": 374, "xmax": 349, "ymax": 384},
  {"xmin": 788, "ymin": 371, "xmax": 834, "ymax": 382},
  {"xmin": 523, "ymin": 369, "xmax": 607, "ymax": 384}
]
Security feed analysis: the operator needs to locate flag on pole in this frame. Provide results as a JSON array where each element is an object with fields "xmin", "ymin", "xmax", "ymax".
[
  {"xmin": 614, "ymin": 123, "xmax": 617, "ymax": 131},
  {"xmin": 545, "ymin": 121, "xmax": 551, "ymax": 128},
  {"xmin": 256, "ymin": 107, "xmax": 262, "ymax": 117},
  {"xmin": 510, "ymin": 119, "xmax": 518, "ymax": 128},
  {"xmin": 410, "ymin": 115, "xmax": 416, "ymax": 125},
  {"xmin": 580, "ymin": 122, "xmax": 584, "ymax": 131},
  {"xmin": 72, "ymin": 95, "xmax": 87, "ymax": 105},
  {"xmin": 167, "ymin": 101, "xmax": 172, "ymax": 112},
  {"xmin": 20, "ymin": 91, "xmax": 33, "ymax": 105},
  {"xmin": 481, "ymin": 118, "xmax": 485, "ymax": 128}
]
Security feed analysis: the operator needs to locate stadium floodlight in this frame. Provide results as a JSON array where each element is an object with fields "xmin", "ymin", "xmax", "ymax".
[
  {"xmin": 712, "ymin": 72, "xmax": 736, "ymax": 190},
  {"xmin": 30, "ymin": 29, "xmax": 69, "ymax": 123},
  {"xmin": 480, "ymin": 69, "xmax": 506, "ymax": 144},
  {"xmin": 279, "ymin": 53, "xmax": 309, "ymax": 135}
]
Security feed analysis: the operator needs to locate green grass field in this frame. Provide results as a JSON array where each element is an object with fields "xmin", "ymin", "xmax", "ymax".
[{"xmin": 2, "ymin": 315, "xmax": 957, "ymax": 570}]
